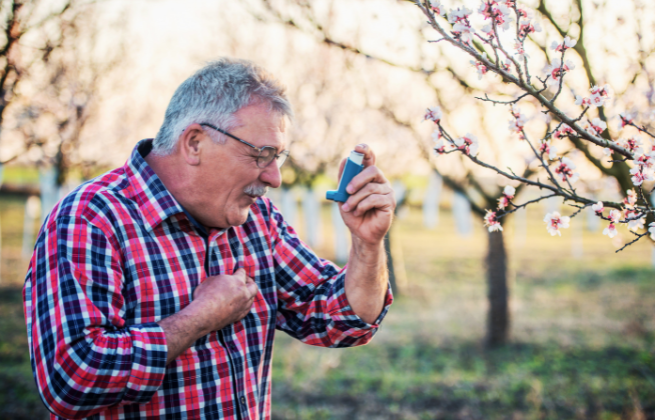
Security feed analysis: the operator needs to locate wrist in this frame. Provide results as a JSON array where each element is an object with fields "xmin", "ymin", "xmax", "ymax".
[
  {"xmin": 350, "ymin": 237, "xmax": 385, "ymax": 266},
  {"xmin": 181, "ymin": 299, "xmax": 216, "ymax": 336}
]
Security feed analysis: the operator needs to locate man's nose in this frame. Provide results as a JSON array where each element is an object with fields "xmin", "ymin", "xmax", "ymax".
[{"xmin": 260, "ymin": 161, "xmax": 282, "ymax": 189}]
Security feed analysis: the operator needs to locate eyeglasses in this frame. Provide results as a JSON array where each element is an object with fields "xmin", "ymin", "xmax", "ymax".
[{"xmin": 200, "ymin": 123, "xmax": 289, "ymax": 169}]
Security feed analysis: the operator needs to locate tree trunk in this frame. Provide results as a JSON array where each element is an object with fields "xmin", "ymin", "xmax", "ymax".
[
  {"xmin": 383, "ymin": 228, "xmax": 399, "ymax": 296},
  {"xmin": 486, "ymin": 229, "xmax": 509, "ymax": 347}
]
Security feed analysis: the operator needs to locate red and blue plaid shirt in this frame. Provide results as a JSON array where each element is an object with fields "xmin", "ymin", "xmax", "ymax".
[{"xmin": 24, "ymin": 140, "xmax": 393, "ymax": 420}]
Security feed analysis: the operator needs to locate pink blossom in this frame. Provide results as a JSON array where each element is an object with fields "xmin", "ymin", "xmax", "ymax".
[
  {"xmin": 447, "ymin": 6, "xmax": 472, "ymax": 24},
  {"xmin": 592, "ymin": 201, "xmax": 604, "ymax": 214},
  {"xmin": 609, "ymin": 209, "xmax": 622, "ymax": 223},
  {"xmin": 424, "ymin": 106, "xmax": 443, "ymax": 123},
  {"xmin": 539, "ymin": 140, "xmax": 558, "ymax": 160},
  {"xmin": 618, "ymin": 136, "xmax": 643, "ymax": 154},
  {"xmin": 635, "ymin": 151, "xmax": 655, "ymax": 170},
  {"xmin": 553, "ymin": 124, "xmax": 574, "ymax": 140},
  {"xmin": 625, "ymin": 209, "xmax": 645, "ymax": 231},
  {"xmin": 554, "ymin": 157, "xmax": 579, "ymax": 184},
  {"xmin": 497, "ymin": 185, "xmax": 515, "ymax": 210},
  {"xmin": 503, "ymin": 185, "xmax": 516, "ymax": 198},
  {"xmin": 478, "ymin": 1, "xmax": 513, "ymax": 31},
  {"xmin": 623, "ymin": 189, "xmax": 638, "ymax": 208},
  {"xmin": 432, "ymin": 130, "xmax": 451, "ymax": 154},
  {"xmin": 550, "ymin": 36, "xmax": 577, "ymax": 52},
  {"xmin": 497, "ymin": 195, "xmax": 510, "ymax": 210},
  {"xmin": 543, "ymin": 211, "xmax": 570, "ymax": 236},
  {"xmin": 588, "ymin": 84, "xmax": 610, "ymax": 107},
  {"xmin": 603, "ymin": 222, "xmax": 618, "ymax": 238},
  {"xmin": 518, "ymin": 18, "xmax": 541, "ymax": 38},
  {"xmin": 454, "ymin": 133, "xmax": 479, "ymax": 156},
  {"xmin": 514, "ymin": 42, "xmax": 529, "ymax": 59},
  {"xmin": 619, "ymin": 112, "xmax": 635, "ymax": 129},
  {"xmin": 546, "ymin": 59, "xmax": 574, "ymax": 86},
  {"xmin": 471, "ymin": 53, "xmax": 488, "ymax": 79},
  {"xmin": 586, "ymin": 118, "xmax": 607, "ymax": 136},
  {"xmin": 430, "ymin": 0, "xmax": 446, "ymax": 16},
  {"xmin": 484, "ymin": 210, "xmax": 503, "ymax": 232},
  {"xmin": 574, "ymin": 95, "xmax": 591, "ymax": 107},
  {"xmin": 452, "ymin": 22, "xmax": 474, "ymax": 44},
  {"xmin": 508, "ymin": 105, "xmax": 527, "ymax": 138},
  {"xmin": 649, "ymin": 222, "xmax": 655, "ymax": 240},
  {"xmin": 630, "ymin": 166, "xmax": 654, "ymax": 186}
]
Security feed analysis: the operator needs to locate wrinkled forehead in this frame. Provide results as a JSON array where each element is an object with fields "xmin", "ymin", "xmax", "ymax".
[{"xmin": 232, "ymin": 106, "xmax": 288, "ymax": 150}]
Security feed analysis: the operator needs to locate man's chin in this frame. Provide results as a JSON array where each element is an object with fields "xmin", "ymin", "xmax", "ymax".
[{"xmin": 226, "ymin": 208, "xmax": 252, "ymax": 227}]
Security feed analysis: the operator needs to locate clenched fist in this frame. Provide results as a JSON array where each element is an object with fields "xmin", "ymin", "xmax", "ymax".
[
  {"xmin": 193, "ymin": 268, "xmax": 259, "ymax": 333},
  {"xmin": 158, "ymin": 268, "xmax": 259, "ymax": 364}
]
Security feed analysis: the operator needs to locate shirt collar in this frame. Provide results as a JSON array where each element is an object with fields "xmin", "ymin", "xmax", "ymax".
[{"xmin": 125, "ymin": 139, "xmax": 186, "ymax": 232}]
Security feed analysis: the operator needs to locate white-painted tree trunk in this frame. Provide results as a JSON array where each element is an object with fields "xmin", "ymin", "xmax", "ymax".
[
  {"xmin": 23, "ymin": 196, "xmax": 41, "ymax": 259},
  {"xmin": 302, "ymin": 188, "xmax": 322, "ymax": 248},
  {"xmin": 39, "ymin": 167, "xmax": 59, "ymax": 222},
  {"xmin": 422, "ymin": 171, "xmax": 442, "ymax": 229},
  {"xmin": 452, "ymin": 191, "xmax": 472, "ymax": 237},
  {"xmin": 331, "ymin": 202, "xmax": 349, "ymax": 263}
]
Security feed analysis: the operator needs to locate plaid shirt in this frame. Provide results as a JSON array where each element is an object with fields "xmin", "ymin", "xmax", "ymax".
[{"xmin": 24, "ymin": 140, "xmax": 392, "ymax": 420}]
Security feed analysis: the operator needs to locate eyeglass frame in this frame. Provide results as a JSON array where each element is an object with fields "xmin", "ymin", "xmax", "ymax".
[{"xmin": 199, "ymin": 122, "xmax": 289, "ymax": 169}]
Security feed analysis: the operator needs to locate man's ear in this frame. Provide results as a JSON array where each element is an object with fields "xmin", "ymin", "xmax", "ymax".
[{"xmin": 179, "ymin": 124, "xmax": 205, "ymax": 166}]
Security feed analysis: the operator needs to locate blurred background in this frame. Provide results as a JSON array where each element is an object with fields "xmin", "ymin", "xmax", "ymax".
[{"xmin": 1, "ymin": 0, "xmax": 655, "ymax": 418}]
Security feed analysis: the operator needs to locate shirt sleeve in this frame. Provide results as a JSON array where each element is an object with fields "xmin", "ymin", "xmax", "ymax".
[
  {"xmin": 269, "ymin": 201, "xmax": 393, "ymax": 348},
  {"xmin": 23, "ymin": 215, "xmax": 168, "ymax": 419}
]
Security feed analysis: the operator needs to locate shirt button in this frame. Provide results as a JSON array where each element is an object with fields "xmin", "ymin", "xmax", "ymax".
[
  {"xmin": 229, "ymin": 344, "xmax": 237, "ymax": 351},
  {"xmin": 240, "ymin": 396, "xmax": 247, "ymax": 405}
]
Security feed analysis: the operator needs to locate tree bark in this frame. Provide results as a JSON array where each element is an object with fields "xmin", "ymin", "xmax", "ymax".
[
  {"xmin": 486, "ymin": 229, "xmax": 509, "ymax": 347},
  {"xmin": 383, "ymin": 228, "xmax": 399, "ymax": 296}
]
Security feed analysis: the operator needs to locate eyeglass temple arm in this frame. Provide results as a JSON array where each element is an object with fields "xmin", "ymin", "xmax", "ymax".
[{"xmin": 200, "ymin": 123, "xmax": 259, "ymax": 150}]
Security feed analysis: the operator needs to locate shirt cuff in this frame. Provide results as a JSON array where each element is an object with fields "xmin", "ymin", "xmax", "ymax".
[
  {"xmin": 326, "ymin": 268, "xmax": 394, "ymax": 331},
  {"xmin": 121, "ymin": 322, "xmax": 168, "ymax": 404}
]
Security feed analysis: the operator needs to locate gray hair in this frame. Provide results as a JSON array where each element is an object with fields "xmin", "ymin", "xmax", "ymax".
[{"xmin": 152, "ymin": 58, "xmax": 293, "ymax": 155}]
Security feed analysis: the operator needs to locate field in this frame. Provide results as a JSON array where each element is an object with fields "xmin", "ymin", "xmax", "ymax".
[{"xmin": 1, "ymin": 194, "xmax": 654, "ymax": 419}]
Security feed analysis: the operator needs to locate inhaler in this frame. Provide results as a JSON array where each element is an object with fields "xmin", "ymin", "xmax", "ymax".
[{"xmin": 326, "ymin": 150, "xmax": 365, "ymax": 203}]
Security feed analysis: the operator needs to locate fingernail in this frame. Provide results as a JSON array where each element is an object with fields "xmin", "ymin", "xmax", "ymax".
[
  {"xmin": 342, "ymin": 203, "xmax": 350, "ymax": 211},
  {"xmin": 346, "ymin": 185, "xmax": 354, "ymax": 193},
  {"xmin": 356, "ymin": 143, "xmax": 366, "ymax": 149}
]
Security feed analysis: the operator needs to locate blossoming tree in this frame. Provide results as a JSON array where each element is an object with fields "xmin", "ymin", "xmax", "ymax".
[
  {"xmin": 253, "ymin": 0, "xmax": 655, "ymax": 346},
  {"xmin": 419, "ymin": 0, "xmax": 655, "ymax": 250}
]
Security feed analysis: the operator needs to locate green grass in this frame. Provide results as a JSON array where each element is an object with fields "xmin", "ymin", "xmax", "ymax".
[{"xmin": 2, "ymin": 196, "xmax": 655, "ymax": 419}]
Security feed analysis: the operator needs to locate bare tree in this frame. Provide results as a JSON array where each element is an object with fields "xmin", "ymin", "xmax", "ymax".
[
  {"xmin": 0, "ymin": 0, "xmax": 79, "ymax": 165},
  {"xmin": 12, "ymin": 2, "xmax": 124, "ymax": 187}
]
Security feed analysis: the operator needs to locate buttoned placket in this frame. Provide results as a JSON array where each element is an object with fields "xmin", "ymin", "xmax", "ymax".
[
  {"xmin": 209, "ymin": 230, "xmax": 249, "ymax": 420},
  {"xmin": 182, "ymin": 210, "xmax": 248, "ymax": 420}
]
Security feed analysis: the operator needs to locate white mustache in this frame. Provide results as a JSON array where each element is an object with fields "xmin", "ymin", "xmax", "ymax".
[{"xmin": 244, "ymin": 184, "xmax": 268, "ymax": 197}]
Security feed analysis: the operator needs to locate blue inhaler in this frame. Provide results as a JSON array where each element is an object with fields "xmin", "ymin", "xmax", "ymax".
[{"xmin": 326, "ymin": 150, "xmax": 365, "ymax": 203}]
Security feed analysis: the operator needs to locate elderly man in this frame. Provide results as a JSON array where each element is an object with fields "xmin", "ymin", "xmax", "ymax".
[{"xmin": 24, "ymin": 58, "xmax": 394, "ymax": 420}]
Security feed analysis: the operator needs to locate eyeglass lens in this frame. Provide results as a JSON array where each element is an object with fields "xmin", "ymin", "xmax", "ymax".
[{"xmin": 257, "ymin": 147, "xmax": 288, "ymax": 168}]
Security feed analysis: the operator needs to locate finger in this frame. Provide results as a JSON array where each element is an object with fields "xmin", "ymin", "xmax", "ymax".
[
  {"xmin": 234, "ymin": 268, "xmax": 247, "ymax": 283},
  {"xmin": 337, "ymin": 156, "xmax": 347, "ymax": 182},
  {"xmin": 246, "ymin": 281, "xmax": 259, "ymax": 298},
  {"xmin": 342, "ymin": 182, "xmax": 391, "ymax": 213},
  {"xmin": 346, "ymin": 166, "xmax": 388, "ymax": 196},
  {"xmin": 353, "ymin": 143, "xmax": 376, "ymax": 167},
  {"xmin": 351, "ymin": 193, "xmax": 395, "ymax": 218}
]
